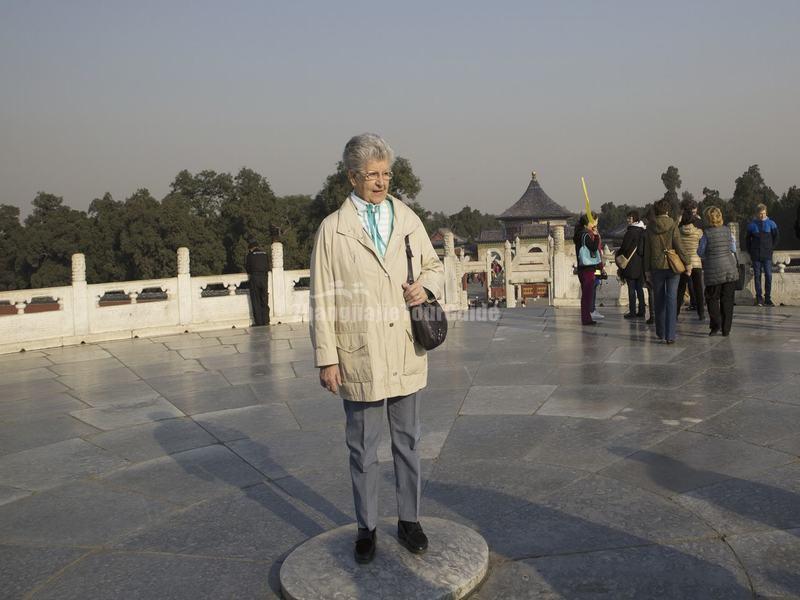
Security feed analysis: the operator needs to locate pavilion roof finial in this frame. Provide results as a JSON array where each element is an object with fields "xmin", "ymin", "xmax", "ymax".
[{"xmin": 531, "ymin": 170, "xmax": 537, "ymax": 181}]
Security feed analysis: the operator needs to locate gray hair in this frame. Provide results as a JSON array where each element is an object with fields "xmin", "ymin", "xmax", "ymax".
[{"xmin": 342, "ymin": 133, "xmax": 395, "ymax": 174}]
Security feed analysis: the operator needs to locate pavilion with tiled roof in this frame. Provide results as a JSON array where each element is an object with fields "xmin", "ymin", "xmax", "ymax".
[{"xmin": 498, "ymin": 171, "xmax": 574, "ymax": 239}]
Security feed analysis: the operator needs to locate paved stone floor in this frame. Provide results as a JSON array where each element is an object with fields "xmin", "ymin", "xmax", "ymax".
[{"xmin": 1, "ymin": 304, "xmax": 799, "ymax": 599}]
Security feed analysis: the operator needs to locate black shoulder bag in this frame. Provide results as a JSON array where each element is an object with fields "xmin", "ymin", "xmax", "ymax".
[{"xmin": 404, "ymin": 234, "xmax": 447, "ymax": 350}]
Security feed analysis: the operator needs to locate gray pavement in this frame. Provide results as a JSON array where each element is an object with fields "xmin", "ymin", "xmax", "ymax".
[{"xmin": 1, "ymin": 305, "xmax": 799, "ymax": 599}]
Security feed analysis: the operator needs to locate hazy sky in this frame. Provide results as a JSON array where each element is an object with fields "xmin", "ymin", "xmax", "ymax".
[{"xmin": 2, "ymin": 0, "xmax": 799, "ymax": 219}]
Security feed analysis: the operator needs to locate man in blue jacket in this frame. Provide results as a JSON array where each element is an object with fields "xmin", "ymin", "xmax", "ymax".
[{"xmin": 746, "ymin": 203, "xmax": 780, "ymax": 307}]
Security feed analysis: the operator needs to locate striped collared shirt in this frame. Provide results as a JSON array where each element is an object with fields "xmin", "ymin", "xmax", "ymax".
[{"xmin": 350, "ymin": 192, "xmax": 394, "ymax": 258}]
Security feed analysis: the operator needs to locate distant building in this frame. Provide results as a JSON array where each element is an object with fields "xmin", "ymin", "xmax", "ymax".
[
  {"xmin": 429, "ymin": 228, "xmax": 469, "ymax": 259},
  {"xmin": 477, "ymin": 171, "xmax": 573, "ymax": 263},
  {"xmin": 476, "ymin": 171, "xmax": 575, "ymax": 301}
]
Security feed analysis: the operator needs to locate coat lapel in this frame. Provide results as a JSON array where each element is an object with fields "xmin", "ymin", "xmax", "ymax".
[
  {"xmin": 383, "ymin": 195, "xmax": 408, "ymax": 266},
  {"xmin": 336, "ymin": 196, "xmax": 388, "ymax": 272}
]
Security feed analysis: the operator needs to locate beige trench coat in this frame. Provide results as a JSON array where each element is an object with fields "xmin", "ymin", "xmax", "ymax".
[{"xmin": 309, "ymin": 195, "xmax": 444, "ymax": 403}]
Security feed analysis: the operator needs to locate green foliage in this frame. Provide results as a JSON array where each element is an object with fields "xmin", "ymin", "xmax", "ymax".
[
  {"xmin": 389, "ymin": 157, "xmax": 422, "ymax": 202},
  {"xmin": 16, "ymin": 192, "xmax": 91, "ymax": 288},
  {"xmin": 699, "ymin": 187, "xmax": 730, "ymax": 221},
  {"xmin": 86, "ymin": 193, "xmax": 127, "ymax": 283},
  {"xmin": 771, "ymin": 186, "xmax": 800, "ymax": 249},
  {"xmin": 118, "ymin": 189, "xmax": 177, "ymax": 280},
  {"xmin": 730, "ymin": 164, "xmax": 779, "ymax": 223},
  {"xmin": 660, "ymin": 165, "xmax": 682, "ymax": 217},
  {"xmin": 6, "ymin": 158, "xmax": 795, "ymax": 291},
  {"xmin": 447, "ymin": 206, "xmax": 501, "ymax": 241},
  {"xmin": 599, "ymin": 202, "xmax": 637, "ymax": 235},
  {"xmin": 0, "ymin": 204, "xmax": 23, "ymax": 290}
]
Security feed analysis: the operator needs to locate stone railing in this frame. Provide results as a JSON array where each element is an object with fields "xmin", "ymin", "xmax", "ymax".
[
  {"xmin": 0, "ymin": 245, "xmax": 313, "ymax": 354},
  {"xmin": 2, "ymin": 233, "xmax": 797, "ymax": 353},
  {"xmin": 735, "ymin": 247, "xmax": 800, "ymax": 305}
]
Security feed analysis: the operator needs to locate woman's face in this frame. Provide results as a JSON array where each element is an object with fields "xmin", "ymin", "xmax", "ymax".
[{"xmin": 348, "ymin": 159, "xmax": 391, "ymax": 205}]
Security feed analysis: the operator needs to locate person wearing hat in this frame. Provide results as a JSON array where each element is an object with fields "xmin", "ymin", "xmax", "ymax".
[{"xmin": 245, "ymin": 237, "xmax": 269, "ymax": 326}]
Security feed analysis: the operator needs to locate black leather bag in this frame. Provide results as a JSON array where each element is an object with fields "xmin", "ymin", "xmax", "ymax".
[
  {"xmin": 735, "ymin": 263, "xmax": 746, "ymax": 291},
  {"xmin": 405, "ymin": 235, "xmax": 447, "ymax": 350}
]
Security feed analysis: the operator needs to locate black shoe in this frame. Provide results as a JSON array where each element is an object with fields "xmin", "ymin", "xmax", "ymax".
[
  {"xmin": 646, "ymin": 316, "xmax": 654, "ymax": 325},
  {"xmin": 397, "ymin": 520, "xmax": 428, "ymax": 554},
  {"xmin": 709, "ymin": 329, "xmax": 719, "ymax": 336},
  {"xmin": 765, "ymin": 300, "xmax": 775, "ymax": 307},
  {"xmin": 665, "ymin": 339, "xmax": 676, "ymax": 345},
  {"xmin": 354, "ymin": 528, "xmax": 376, "ymax": 564},
  {"xmin": 755, "ymin": 299, "xmax": 764, "ymax": 307},
  {"xmin": 623, "ymin": 313, "xmax": 635, "ymax": 319}
]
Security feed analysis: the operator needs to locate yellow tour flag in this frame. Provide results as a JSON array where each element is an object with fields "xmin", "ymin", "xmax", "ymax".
[{"xmin": 581, "ymin": 177, "xmax": 596, "ymax": 225}]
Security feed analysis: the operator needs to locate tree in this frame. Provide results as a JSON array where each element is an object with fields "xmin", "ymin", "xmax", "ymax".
[
  {"xmin": 86, "ymin": 193, "xmax": 127, "ymax": 283},
  {"xmin": 169, "ymin": 169, "xmax": 234, "ymax": 220},
  {"xmin": 730, "ymin": 164, "xmax": 778, "ymax": 224},
  {"xmin": 160, "ymin": 193, "xmax": 226, "ymax": 276},
  {"xmin": 219, "ymin": 167, "xmax": 279, "ymax": 273},
  {"xmin": 277, "ymin": 194, "xmax": 314, "ymax": 269},
  {"xmin": 779, "ymin": 185, "xmax": 800, "ymax": 211},
  {"xmin": 425, "ymin": 211, "xmax": 451, "ymax": 235},
  {"xmin": 599, "ymin": 202, "xmax": 638, "ymax": 235},
  {"xmin": 118, "ymin": 189, "xmax": 177, "ymax": 280},
  {"xmin": 16, "ymin": 192, "xmax": 92, "ymax": 288},
  {"xmin": 388, "ymin": 157, "xmax": 422, "ymax": 202},
  {"xmin": 772, "ymin": 186, "xmax": 800, "ymax": 249},
  {"xmin": 660, "ymin": 166, "xmax": 682, "ymax": 217},
  {"xmin": 0, "ymin": 204, "xmax": 23, "ymax": 290}
]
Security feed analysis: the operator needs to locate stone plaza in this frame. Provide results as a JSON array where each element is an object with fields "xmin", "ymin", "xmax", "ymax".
[{"xmin": 1, "ymin": 304, "xmax": 799, "ymax": 599}]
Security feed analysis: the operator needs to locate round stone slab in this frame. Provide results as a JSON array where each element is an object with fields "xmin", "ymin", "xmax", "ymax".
[{"xmin": 280, "ymin": 517, "xmax": 489, "ymax": 600}]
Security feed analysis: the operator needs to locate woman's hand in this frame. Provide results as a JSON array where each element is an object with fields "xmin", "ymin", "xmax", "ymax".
[
  {"xmin": 319, "ymin": 364, "xmax": 342, "ymax": 394},
  {"xmin": 402, "ymin": 281, "xmax": 428, "ymax": 307}
]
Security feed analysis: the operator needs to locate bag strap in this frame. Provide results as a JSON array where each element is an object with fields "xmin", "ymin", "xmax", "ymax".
[
  {"xmin": 657, "ymin": 228, "xmax": 674, "ymax": 252},
  {"xmin": 404, "ymin": 234, "xmax": 415, "ymax": 285}
]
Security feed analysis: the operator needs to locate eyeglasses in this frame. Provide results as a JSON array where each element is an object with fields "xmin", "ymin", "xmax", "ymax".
[{"xmin": 360, "ymin": 170, "xmax": 393, "ymax": 182}]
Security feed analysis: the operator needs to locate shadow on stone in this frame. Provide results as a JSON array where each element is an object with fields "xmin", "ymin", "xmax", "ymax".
[
  {"xmin": 147, "ymin": 412, "xmax": 354, "ymax": 586},
  {"xmin": 608, "ymin": 447, "xmax": 800, "ymax": 535},
  {"xmin": 422, "ymin": 479, "xmax": 753, "ymax": 598}
]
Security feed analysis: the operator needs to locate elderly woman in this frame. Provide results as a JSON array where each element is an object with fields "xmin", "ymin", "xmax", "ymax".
[
  {"xmin": 309, "ymin": 133, "xmax": 444, "ymax": 564},
  {"xmin": 698, "ymin": 206, "xmax": 738, "ymax": 336},
  {"xmin": 644, "ymin": 199, "xmax": 692, "ymax": 344}
]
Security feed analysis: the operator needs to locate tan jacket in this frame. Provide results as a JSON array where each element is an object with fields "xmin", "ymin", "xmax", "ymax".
[
  {"xmin": 309, "ymin": 195, "xmax": 444, "ymax": 402},
  {"xmin": 678, "ymin": 223, "xmax": 703, "ymax": 269}
]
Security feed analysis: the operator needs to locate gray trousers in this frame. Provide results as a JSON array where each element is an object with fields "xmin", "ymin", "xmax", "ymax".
[{"xmin": 343, "ymin": 393, "xmax": 421, "ymax": 531}]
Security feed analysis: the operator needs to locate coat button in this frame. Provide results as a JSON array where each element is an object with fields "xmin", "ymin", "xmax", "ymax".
[
  {"xmin": 389, "ymin": 322, "xmax": 394, "ymax": 327},
  {"xmin": 393, "ymin": 371, "xmax": 398, "ymax": 376}
]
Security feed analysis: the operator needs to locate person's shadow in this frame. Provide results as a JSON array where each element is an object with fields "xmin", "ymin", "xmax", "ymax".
[
  {"xmin": 149, "ymin": 413, "xmax": 353, "ymax": 595},
  {"xmin": 421, "ymin": 476, "xmax": 758, "ymax": 599},
  {"xmin": 606, "ymin": 446, "xmax": 800, "ymax": 597}
]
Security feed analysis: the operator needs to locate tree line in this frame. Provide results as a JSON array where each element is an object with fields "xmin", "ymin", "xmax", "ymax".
[
  {"xmin": 597, "ymin": 164, "xmax": 800, "ymax": 246},
  {"xmin": 3, "ymin": 161, "xmax": 797, "ymax": 291},
  {"xmin": 0, "ymin": 159, "xmax": 500, "ymax": 291}
]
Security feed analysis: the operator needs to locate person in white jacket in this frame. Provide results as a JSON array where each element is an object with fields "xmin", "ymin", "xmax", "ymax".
[{"xmin": 309, "ymin": 133, "xmax": 444, "ymax": 564}]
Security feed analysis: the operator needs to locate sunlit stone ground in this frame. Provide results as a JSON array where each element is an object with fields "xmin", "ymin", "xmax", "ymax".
[{"xmin": 1, "ymin": 304, "xmax": 799, "ymax": 599}]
